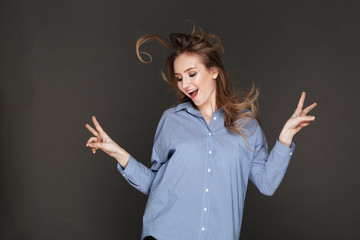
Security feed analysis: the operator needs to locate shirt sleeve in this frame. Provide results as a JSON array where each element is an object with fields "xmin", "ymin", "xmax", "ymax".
[
  {"xmin": 116, "ymin": 111, "xmax": 168, "ymax": 195},
  {"xmin": 249, "ymin": 123, "xmax": 295, "ymax": 196}
]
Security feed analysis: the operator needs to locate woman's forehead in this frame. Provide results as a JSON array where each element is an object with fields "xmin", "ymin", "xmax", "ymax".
[{"xmin": 174, "ymin": 53, "xmax": 204, "ymax": 73}]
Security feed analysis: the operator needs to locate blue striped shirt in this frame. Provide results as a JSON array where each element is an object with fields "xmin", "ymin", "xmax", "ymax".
[{"xmin": 117, "ymin": 100, "xmax": 295, "ymax": 240}]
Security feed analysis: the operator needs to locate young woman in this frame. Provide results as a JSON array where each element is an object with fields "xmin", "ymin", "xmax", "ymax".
[{"xmin": 85, "ymin": 24, "xmax": 317, "ymax": 240}]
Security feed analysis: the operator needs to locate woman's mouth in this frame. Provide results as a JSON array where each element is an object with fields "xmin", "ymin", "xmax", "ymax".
[{"xmin": 189, "ymin": 89, "xmax": 198, "ymax": 99}]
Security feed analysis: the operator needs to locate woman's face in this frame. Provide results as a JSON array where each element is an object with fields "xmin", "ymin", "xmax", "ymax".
[{"xmin": 174, "ymin": 52, "xmax": 218, "ymax": 109}]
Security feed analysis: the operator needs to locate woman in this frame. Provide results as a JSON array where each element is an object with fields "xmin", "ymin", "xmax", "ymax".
[{"xmin": 85, "ymin": 24, "xmax": 317, "ymax": 240}]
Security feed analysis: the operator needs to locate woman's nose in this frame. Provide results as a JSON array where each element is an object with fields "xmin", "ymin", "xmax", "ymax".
[{"xmin": 182, "ymin": 77, "xmax": 191, "ymax": 89}]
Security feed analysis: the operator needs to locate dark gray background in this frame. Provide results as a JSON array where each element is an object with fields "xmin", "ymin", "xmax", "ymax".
[{"xmin": 1, "ymin": 0, "xmax": 359, "ymax": 239}]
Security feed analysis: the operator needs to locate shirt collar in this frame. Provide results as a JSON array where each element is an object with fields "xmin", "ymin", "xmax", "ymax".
[
  {"xmin": 175, "ymin": 101, "xmax": 193, "ymax": 112},
  {"xmin": 175, "ymin": 100, "xmax": 224, "ymax": 117}
]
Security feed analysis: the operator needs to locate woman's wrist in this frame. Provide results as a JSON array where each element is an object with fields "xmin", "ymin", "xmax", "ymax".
[
  {"xmin": 114, "ymin": 149, "xmax": 130, "ymax": 169},
  {"xmin": 279, "ymin": 130, "xmax": 293, "ymax": 148}
]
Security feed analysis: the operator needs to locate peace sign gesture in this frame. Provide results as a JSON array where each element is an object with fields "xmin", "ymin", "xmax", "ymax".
[
  {"xmin": 278, "ymin": 92, "xmax": 318, "ymax": 147},
  {"xmin": 85, "ymin": 116, "xmax": 130, "ymax": 167}
]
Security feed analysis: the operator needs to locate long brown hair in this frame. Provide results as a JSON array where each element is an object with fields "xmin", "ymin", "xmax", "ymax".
[{"xmin": 135, "ymin": 23, "xmax": 261, "ymax": 151}]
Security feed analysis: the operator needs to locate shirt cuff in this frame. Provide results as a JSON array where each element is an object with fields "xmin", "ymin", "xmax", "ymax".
[
  {"xmin": 117, "ymin": 154, "xmax": 136, "ymax": 178},
  {"xmin": 274, "ymin": 139, "xmax": 295, "ymax": 158}
]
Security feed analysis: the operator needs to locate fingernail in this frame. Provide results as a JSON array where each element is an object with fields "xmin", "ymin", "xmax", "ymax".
[{"xmin": 311, "ymin": 116, "xmax": 315, "ymax": 119}]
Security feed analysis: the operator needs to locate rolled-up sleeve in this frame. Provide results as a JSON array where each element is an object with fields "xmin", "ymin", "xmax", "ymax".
[{"xmin": 249, "ymin": 123, "xmax": 295, "ymax": 196}]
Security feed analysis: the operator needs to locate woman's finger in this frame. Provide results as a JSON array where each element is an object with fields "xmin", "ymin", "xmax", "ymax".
[
  {"xmin": 298, "ymin": 115, "xmax": 315, "ymax": 123},
  {"xmin": 92, "ymin": 116, "xmax": 105, "ymax": 134},
  {"xmin": 86, "ymin": 137, "xmax": 99, "ymax": 146},
  {"xmin": 303, "ymin": 102, "xmax": 317, "ymax": 115},
  {"xmin": 85, "ymin": 123, "xmax": 100, "ymax": 137},
  {"xmin": 301, "ymin": 122, "xmax": 310, "ymax": 127},
  {"xmin": 89, "ymin": 142, "xmax": 103, "ymax": 149},
  {"xmin": 287, "ymin": 116, "xmax": 314, "ymax": 129},
  {"xmin": 296, "ymin": 91, "xmax": 306, "ymax": 110}
]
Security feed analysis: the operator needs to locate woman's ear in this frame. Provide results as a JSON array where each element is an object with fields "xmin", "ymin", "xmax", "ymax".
[{"xmin": 210, "ymin": 67, "xmax": 219, "ymax": 79}]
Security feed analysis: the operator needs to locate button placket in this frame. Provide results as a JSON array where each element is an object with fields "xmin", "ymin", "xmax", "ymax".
[{"xmin": 200, "ymin": 115, "xmax": 214, "ymax": 238}]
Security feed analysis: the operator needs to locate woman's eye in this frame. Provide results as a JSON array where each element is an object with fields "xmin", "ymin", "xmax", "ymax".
[
  {"xmin": 189, "ymin": 73, "xmax": 197, "ymax": 77},
  {"xmin": 177, "ymin": 78, "xmax": 182, "ymax": 81}
]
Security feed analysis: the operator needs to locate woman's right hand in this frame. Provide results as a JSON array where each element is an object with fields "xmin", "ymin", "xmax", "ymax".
[{"xmin": 85, "ymin": 116, "xmax": 130, "ymax": 167}]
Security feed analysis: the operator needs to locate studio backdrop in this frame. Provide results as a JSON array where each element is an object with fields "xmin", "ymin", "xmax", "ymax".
[{"xmin": 1, "ymin": 0, "xmax": 359, "ymax": 239}]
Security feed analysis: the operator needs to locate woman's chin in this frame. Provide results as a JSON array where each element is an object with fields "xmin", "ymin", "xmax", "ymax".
[{"xmin": 192, "ymin": 100, "xmax": 203, "ymax": 107}]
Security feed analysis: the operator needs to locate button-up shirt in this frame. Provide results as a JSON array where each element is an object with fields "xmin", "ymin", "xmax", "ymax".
[{"xmin": 117, "ymin": 100, "xmax": 295, "ymax": 240}]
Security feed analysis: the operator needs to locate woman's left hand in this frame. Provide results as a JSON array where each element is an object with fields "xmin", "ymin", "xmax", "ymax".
[{"xmin": 278, "ymin": 91, "xmax": 317, "ymax": 147}]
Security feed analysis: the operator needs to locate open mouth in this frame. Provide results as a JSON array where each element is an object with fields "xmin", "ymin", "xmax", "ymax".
[{"xmin": 189, "ymin": 89, "xmax": 198, "ymax": 98}]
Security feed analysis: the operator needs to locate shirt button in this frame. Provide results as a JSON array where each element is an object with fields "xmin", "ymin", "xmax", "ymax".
[
  {"xmin": 208, "ymin": 168, "xmax": 211, "ymax": 172},
  {"xmin": 122, "ymin": 173, "xmax": 125, "ymax": 177},
  {"xmin": 208, "ymin": 132, "xmax": 212, "ymax": 136},
  {"xmin": 201, "ymin": 227, "xmax": 205, "ymax": 231},
  {"xmin": 209, "ymin": 150, "xmax": 212, "ymax": 154},
  {"xmin": 204, "ymin": 208, "xmax": 207, "ymax": 211},
  {"xmin": 213, "ymin": 117, "xmax": 217, "ymax": 120},
  {"xmin": 205, "ymin": 188, "xmax": 209, "ymax": 192},
  {"xmin": 290, "ymin": 152, "xmax": 293, "ymax": 155}
]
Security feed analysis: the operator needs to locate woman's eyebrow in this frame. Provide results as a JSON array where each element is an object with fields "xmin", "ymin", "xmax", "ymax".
[{"xmin": 175, "ymin": 67, "xmax": 196, "ymax": 75}]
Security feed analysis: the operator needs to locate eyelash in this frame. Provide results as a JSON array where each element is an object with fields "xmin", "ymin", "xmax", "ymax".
[{"xmin": 177, "ymin": 73, "xmax": 197, "ymax": 81}]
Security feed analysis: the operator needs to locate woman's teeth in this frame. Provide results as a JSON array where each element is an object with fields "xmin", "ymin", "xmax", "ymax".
[
  {"xmin": 189, "ymin": 89, "xmax": 197, "ymax": 95},
  {"xmin": 190, "ymin": 89, "xmax": 198, "ymax": 97}
]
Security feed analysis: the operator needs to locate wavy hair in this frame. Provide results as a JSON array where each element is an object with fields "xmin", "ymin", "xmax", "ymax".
[{"xmin": 135, "ymin": 23, "xmax": 261, "ymax": 151}]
